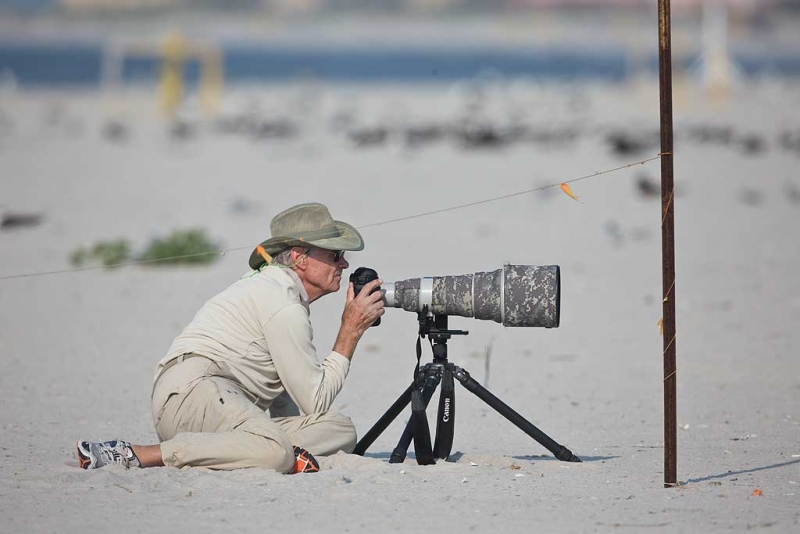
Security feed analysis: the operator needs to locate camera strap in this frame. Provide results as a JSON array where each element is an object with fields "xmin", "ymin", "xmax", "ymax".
[
  {"xmin": 434, "ymin": 368, "xmax": 455, "ymax": 460},
  {"xmin": 414, "ymin": 335, "xmax": 422, "ymax": 378},
  {"xmin": 414, "ymin": 334, "xmax": 435, "ymax": 378}
]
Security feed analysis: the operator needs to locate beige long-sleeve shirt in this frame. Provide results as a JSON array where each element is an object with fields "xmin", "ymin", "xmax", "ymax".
[{"xmin": 154, "ymin": 266, "xmax": 350, "ymax": 415}]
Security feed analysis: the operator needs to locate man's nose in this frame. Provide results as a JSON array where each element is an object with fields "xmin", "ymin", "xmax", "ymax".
[{"xmin": 340, "ymin": 257, "xmax": 349, "ymax": 269}]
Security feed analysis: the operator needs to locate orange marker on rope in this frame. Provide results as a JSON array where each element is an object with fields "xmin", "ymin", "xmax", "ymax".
[
  {"xmin": 256, "ymin": 245, "xmax": 272, "ymax": 265},
  {"xmin": 560, "ymin": 183, "xmax": 582, "ymax": 203}
]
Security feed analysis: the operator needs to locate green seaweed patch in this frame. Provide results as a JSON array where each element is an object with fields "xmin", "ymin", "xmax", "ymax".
[
  {"xmin": 70, "ymin": 239, "xmax": 131, "ymax": 268},
  {"xmin": 69, "ymin": 229, "xmax": 221, "ymax": 268},
  {"xmin": 138, "ymin": 229, "xmax": 220, "ymax": 265}
]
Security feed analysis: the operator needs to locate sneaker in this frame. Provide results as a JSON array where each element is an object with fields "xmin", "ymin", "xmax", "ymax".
[
  {"xmin": 290, "ymin": 445, "xmax": 320, "ymax": 474},
  {"xmin": 76, "ymin": 439, "xmax": 141, "ymax": 470}
]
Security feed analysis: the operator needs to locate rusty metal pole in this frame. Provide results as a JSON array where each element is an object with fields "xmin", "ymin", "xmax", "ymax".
[{"xmin": 658, "ymin": 0, "xmax": 678, "ymax": 488}]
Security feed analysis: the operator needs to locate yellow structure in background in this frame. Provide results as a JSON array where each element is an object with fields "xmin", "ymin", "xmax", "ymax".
[
  {"xmin": 198, "ymin": 47, "xmax": 224, "ymax": 117},
  {"xmin": 158, "ymin": 30, "xmax": 224, "ymax": 119},
  {"xmin": 159, "ymin": 31, "xmax": 187, "ymax": 118},
  {"xmin": 103, "ymin": 30, "xmax": 223, "ymax": 120}
]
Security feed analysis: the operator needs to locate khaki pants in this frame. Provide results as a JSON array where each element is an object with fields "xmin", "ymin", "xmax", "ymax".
[{"xmin": 152, "ymin": 357, "xmax": 356, "ymax": 473}]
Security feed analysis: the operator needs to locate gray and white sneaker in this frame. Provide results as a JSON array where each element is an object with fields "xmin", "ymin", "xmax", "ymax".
[{"xmin": 77, "ymin": 439, "xmax": 141, "ymax": 469}]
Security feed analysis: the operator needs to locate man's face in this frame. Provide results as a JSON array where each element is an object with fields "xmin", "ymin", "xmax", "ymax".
[{"xmin": 299, "ymin": 246, "xmax": 349, "ymax": 302}]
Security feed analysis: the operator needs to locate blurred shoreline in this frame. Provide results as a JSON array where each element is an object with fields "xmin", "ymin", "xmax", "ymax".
[{"xmin": 2, "ymin": 7, "xmax": 800, "ymax": 88}]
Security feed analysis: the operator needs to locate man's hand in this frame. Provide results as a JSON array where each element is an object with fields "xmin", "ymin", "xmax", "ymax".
[{"xmin": 333, "ymin": 279, "xmax": 385, "ymax": 360}]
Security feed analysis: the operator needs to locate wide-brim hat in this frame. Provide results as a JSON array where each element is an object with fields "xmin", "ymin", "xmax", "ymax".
[{"xmin": 249, "ymin": 202, "xmax": 364, "ymax": 269}]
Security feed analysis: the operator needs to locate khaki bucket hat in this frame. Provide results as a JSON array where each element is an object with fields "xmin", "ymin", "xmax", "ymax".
[{"xmin": 249, "ymin": 202, "xmax": 364, "ymax": 269}]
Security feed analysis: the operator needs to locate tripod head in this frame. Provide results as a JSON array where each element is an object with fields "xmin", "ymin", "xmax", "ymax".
[
  {"xmin": 418, "ymin": 308, "xmax": 468, "ymax": 363},
  {"xmin": 418, "ymin": 309, "xmax": 469, "ymax": 341}
]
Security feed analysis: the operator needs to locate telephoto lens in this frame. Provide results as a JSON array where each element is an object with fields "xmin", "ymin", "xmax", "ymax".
[
  {"xmin": 349, "ymin": 267, "xmax": 381, "ymax": 327},
  {"xmin": 382, "ymin": 264, "xmax": 560, "ymax": 328}
]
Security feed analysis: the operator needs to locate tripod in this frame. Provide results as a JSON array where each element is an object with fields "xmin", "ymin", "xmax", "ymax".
[{"xmin": 353, "ymin": 312, "xmax": 580, "ymax": 464}]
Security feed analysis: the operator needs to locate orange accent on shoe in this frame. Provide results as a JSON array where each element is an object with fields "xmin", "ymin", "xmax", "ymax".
[
  {"xmin": 291, "ymin": 446, "xmax": 320, "ymax": 474},
  {"xmin": 77, "ymin": 444, "xmax": 91, "ymax": 469}
]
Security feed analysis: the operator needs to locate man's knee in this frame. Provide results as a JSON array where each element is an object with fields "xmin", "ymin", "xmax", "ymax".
[
  {"xmin": 256, "ymin": 440, "xmax": 295, "ymax": 474},
  {"xmin": 341, "ymin": 415, "xmax": 357, "ymax": 453},
  {"xmin": 242, "ymin": 435, "xmax": 295, "ymax": 473},
  {"xmin": 324, "ymin": 411, "xmax": 357, "ymax": 454},
  {"xmin": 237, "ymin": 422, "xmax": 296, "ymax": 473}
]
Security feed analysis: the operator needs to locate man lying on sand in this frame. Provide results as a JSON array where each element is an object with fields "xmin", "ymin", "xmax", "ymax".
[{"xmin": 77, "ymin": 203, "xmax": 385, "ymax": 474}]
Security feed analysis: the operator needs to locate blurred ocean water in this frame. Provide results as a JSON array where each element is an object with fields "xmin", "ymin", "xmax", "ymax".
[
  {"xmin": 0, "ymin": 42, "xmax": 630, "ymax": 86},
  {"xmin": 2, "ymin": 41, "xmax": 800, "ymax": 87}
]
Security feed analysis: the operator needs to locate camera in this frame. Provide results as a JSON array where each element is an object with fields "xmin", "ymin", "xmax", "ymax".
[
  {"xmin": 383, "ymin": 264, "xmax": 560, "ymax": 328},
  {"xmin": 350, "ymin": 267, "xmax": 381, "ymax": 327}
]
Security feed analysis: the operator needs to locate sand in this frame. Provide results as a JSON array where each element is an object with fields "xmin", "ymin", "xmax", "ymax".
[{"xmin": 1, "ymin": 78, "xmax": 799, "ymax": 532}]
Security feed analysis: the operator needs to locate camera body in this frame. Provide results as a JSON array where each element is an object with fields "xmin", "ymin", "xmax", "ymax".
[{"xmin": 349, "ymin": 267, "xmax": 381, "ymax": 327}]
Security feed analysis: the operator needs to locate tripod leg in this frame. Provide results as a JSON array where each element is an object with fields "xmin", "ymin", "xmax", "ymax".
[
  {"xmin": 389, "ymin": 368, "xmax": 442, "ymax": 464},
  {"xmin": 433, "ymin": 367, "xmax": 455, "ymax": 460},
  {"xmin": 454, "ymin": 368, "xmax": 581, "ymax": 462},
  {"xmin": 353, "ymin": 383, "xmax": 414, "ymax": 456}
]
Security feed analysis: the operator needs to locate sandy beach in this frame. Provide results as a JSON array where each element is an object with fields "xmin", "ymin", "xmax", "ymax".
[{"xmin": 1, "ymin": 78, "xmax": 799, "ymax": 532}]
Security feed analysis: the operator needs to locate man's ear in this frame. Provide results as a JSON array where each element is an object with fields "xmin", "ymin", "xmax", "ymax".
[{"xmin": 291, "ymin": 247, "xmax": 307, "ymax": 270}]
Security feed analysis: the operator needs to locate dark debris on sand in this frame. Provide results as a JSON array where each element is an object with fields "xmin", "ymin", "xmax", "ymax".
[
  {"xmin": 1, "ymin": 212, "xmax": 44, "ymax": 231},
  {"xmin": 88, "ymin": 101, "xmax": 796, "ymax": 164},
  {"xmin": 102, "ymin": 119, "xmax": 130, "ymax": 143},
  {"xmin": 347, "ymin": 126, "xmax": 389, "ymax": 147},
  {"xmin": 779, "ymin": 129, "xmax": 800, "ymax": 155},
  {"xmin": 634, "ymin": 172, "xmax": 660, "ymax": 199},
  {"xmin": 605, "ymin": 130, "xmax": 660, "ymax": 157}
]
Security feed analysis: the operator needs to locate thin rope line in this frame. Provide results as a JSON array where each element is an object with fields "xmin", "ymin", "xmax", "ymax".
[
  {"xmin": 358, "ymin": 154, "xmax": 662, "ymax": 229},
  {"xmin": 663, "ymin": 333, "xmax": 677, "ymax": 355},
  {"xmin": 663, "ymin": 369, "xmax": 677, "ymax": 382},
  {"xmin": 0, "ymin": 154, "xmax": 661, "ymax": 282},
  {"xmin": 663, "ymin": 279, "xmax": 675, "ymax": 302},
  {"xmin": 661, "ymin": 189, "xmax": 675, "ymax": 227},
  {"xmin": 0, "ymin": 249, "xmax": 244, "ymax": 281}
]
